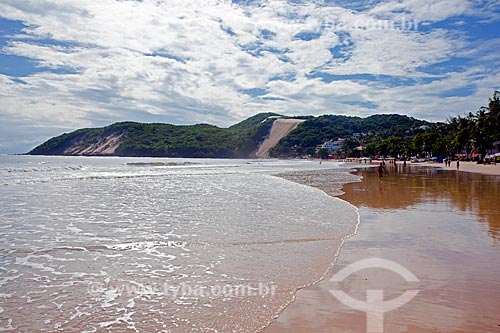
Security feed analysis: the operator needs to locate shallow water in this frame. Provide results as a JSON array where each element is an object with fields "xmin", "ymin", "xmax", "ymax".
[
  {"xmin": 0, "ymin": 156, "xmax": 360, "ymax": 332},
  {"xmin": 265, "ymin": 165, "xmax": 500, "ymax": 333}
]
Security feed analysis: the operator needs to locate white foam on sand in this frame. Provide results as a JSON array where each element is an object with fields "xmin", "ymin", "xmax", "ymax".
[{"xmin": 105, "ymin": 240, "xmax": 187, "ymax": 251}]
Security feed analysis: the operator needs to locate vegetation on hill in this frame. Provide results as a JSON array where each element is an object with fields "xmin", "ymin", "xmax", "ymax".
[
  {"xmin": 413, "ymin": 91, "xmax": 500, "ymax": 160},
  {"xmin": 30, "ymin": 113, "xmax": 280, "ymax": 158},
  {"xmin": 30, "ymin": 92, "xmax": 500, "ymax": 160},
  {"xmin": 271, "ymin": 91, "xmax": 500, "ymax": 161},
  {"xmin": 269, "ymin": 114, "xmax": 430, "ymax": 157}
]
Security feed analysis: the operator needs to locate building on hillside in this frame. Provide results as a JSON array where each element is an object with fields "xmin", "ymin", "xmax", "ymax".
[{"xmin": 321, "ymin": 138, "xmax": 346, "ymax": 153}]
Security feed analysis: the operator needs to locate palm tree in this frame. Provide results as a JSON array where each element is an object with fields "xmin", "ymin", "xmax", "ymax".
[{"xmin": 488, "ymin": 91, "xmax": 500, "ymax": 142}]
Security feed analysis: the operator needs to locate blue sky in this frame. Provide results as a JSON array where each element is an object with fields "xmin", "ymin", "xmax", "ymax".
[{"xmin": 0, "ymin": 0, "xmax": 499, "ymax": 153}]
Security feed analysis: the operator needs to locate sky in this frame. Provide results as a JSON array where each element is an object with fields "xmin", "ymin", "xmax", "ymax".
[{"xmin": 0, "ymin": 0, "xmax": 499, "ymax": 153}]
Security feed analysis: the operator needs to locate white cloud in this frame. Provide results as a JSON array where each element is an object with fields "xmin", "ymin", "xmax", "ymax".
[
  {"xmin": 0, "ymin": 0, "xmax": 498, "ymax": 152},
  {"xmin": 324, "ymin": 28, "xmax": 461, "ymax": 77},
  {"xmin": 369, "ymin": 0, "xmax": 472, "ymax": 22}
]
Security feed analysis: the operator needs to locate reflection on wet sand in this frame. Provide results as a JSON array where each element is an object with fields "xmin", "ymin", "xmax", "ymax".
[
  {"xmin": 266, "ymin": 165, "xmax": 500, "ymax": 333},
  {"xmin": 341, "ymin": 166, "xmax": 500, "ymax": 242}
]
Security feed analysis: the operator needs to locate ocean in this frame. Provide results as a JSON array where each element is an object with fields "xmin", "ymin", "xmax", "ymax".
[{"xmin": 0, "ymin": 155, "xmax": 360, "ymax": 332}]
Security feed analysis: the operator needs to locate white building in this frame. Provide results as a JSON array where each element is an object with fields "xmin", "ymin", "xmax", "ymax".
[{"xmin": 321, "ymin": 138, "xmax": 346, "ymax": 152}]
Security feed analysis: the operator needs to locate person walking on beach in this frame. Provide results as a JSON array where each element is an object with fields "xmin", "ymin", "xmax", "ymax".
[{"xmin": 378, "ymin": 163, "xmax": 384, "ymax": 181}]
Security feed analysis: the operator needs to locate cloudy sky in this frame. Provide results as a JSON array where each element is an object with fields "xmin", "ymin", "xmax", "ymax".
[{"xmin": 0, "ymin": 0, "xmax": 499, "ymax": 153}]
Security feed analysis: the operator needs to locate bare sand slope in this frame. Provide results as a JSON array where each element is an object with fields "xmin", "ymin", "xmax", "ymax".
[
  {"xmin": 256, "ymin": 118, "xmax": 305, "ymax": 158},
  {"xmin": 63, "ymin": 133, "xmax": 124, "ymax": 155}
]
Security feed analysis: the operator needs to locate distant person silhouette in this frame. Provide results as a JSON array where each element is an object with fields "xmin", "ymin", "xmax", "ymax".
[{"xmin": 378, "ymin": 164, "xmax": 384, "ymax": 181}]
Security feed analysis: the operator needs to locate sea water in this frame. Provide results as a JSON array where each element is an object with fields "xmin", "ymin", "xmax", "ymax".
[{"xmin": 0, "ymin": 156, "xmax": 360, "ymax": 332}]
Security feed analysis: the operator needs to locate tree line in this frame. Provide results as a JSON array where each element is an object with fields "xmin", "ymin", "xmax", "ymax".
[
  {"xmin": 357, "ymin": 91, "xmax": 500, "ymax": 160},
  {"xmin": 270, "ymin": 91, "xmax": 499, "ymax": 161}
]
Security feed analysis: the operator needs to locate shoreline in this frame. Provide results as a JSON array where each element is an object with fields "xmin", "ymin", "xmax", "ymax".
[
  {"xmin": 265, "ymin": 164, "xmax": 500, "ymax": 332},
  {"xmin": 419, "ymin": 160, "xmax": 500, "ymax": 176},
  {"xmin": 0, "ymin": 157, "xmax": 365, "ymax": 332},
  {"xmin": 346, "ymin": 159, "xmax": 500, "ymax": 177},
  {"xmin": 263, "ymin": 167, "xmax": 366, "ymax": 332}
]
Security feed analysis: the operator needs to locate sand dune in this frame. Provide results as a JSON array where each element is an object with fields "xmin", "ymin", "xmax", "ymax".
[
  {"xmin": 256, "ymin": 118, "xmax": 305, "ymax": 158},
  {"xmin": 63, "ymin": 133, "xmax": 124, "ymax": 155}
]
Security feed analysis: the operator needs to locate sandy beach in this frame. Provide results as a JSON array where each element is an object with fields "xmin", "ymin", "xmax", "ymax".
[
  {"xmin": 423, "ymin": 160, "xmax": 500, "ymax": 176},
  {"xmin": 266, "ymin": 164, "xmax": 500, "ymax": 333}
]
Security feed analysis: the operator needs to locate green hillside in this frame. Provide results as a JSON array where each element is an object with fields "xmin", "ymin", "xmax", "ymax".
[
  {"xmin": 270, "ymin": 114, "xmax": 430, "ymax": 157},
  {"xmin": 29, "ymin": 113, "xmax": 279, "ymax": 158},
  {"xmin": 33, "ymin": 105, "xmax": 497, "ymax": 160}
]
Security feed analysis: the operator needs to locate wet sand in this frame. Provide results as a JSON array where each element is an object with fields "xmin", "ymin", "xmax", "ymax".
[{"xmin": 266, "ymin": 165, "xmax": 500, "ymax": 333}]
